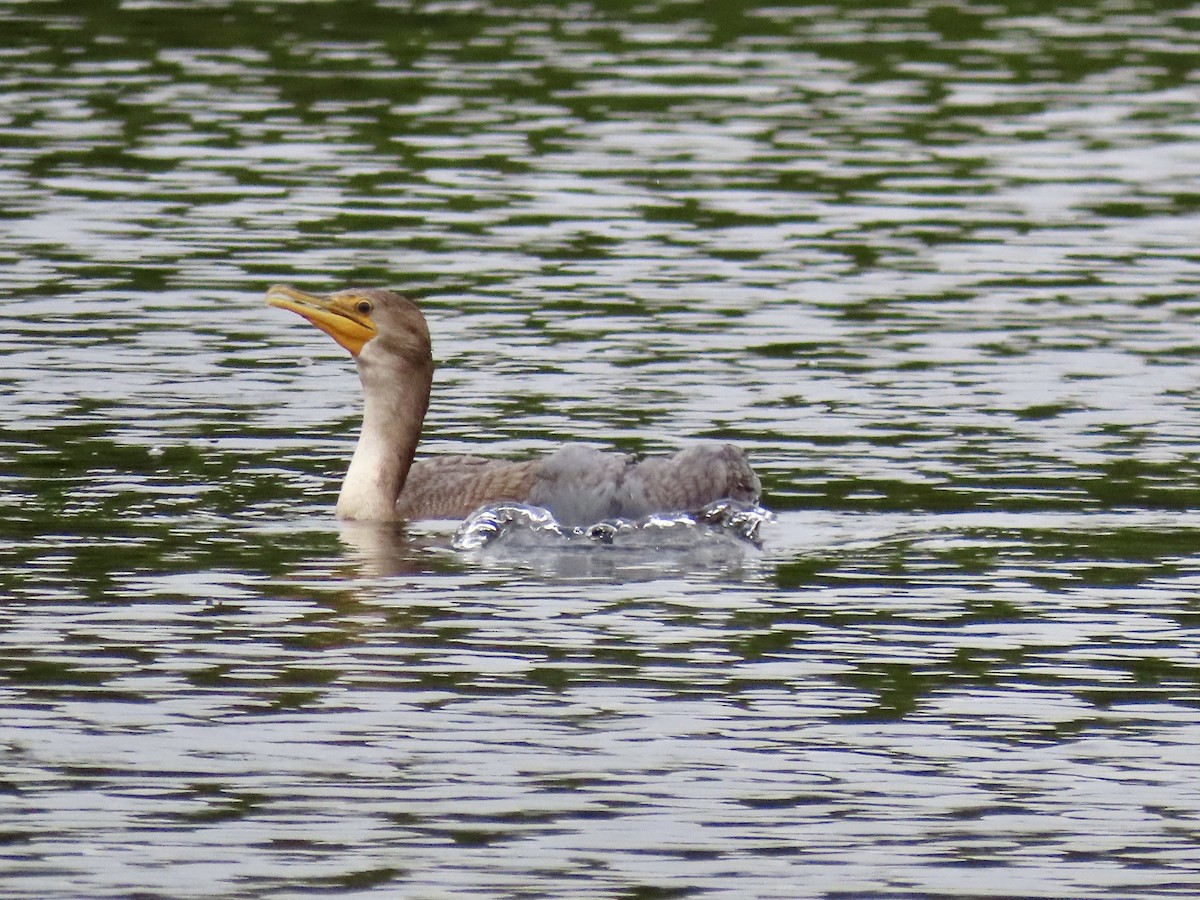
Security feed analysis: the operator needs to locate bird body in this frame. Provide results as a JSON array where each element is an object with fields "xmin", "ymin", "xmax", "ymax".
[
  {"xmin": 396, "ymin": 455, "xmax": 538, "ymax": 521},
  {"xmin": 399, "ymin": 443, "xmax": 758, "ymax": 527},
  {"xmin": 267, "ymin": 285, "xmax": 760, "ymax": 525}
]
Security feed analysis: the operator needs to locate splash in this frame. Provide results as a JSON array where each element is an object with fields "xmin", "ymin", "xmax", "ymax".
[{"xmin": 451, "ymin": 499, "xmax": 774, "ymax": 552}]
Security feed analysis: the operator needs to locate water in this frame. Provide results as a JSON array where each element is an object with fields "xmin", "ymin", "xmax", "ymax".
[{"xmin": 2, "ymin": 0, "xmax": 1200, "ymax": 896}]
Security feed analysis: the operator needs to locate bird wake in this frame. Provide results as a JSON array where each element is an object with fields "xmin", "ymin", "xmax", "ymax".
[{"xmin": 451, "ymin": 499, "xmax": 774, "ymax": 552}]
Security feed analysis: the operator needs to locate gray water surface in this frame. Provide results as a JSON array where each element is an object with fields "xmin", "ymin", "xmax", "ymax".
[{"xmin": 2, "ymin": 1, "xmax": 1200, "ymax": 897}]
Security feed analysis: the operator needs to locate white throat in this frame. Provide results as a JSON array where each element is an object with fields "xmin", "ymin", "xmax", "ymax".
[
  {"xmin": 334, "ymin": 342, "xmax": 430, "ymax": 521},
  {"xmin": 336, "ymin": 406, "xmax": 404, "ymax": 520}
]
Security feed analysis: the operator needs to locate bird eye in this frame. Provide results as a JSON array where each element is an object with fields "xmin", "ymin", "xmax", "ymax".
[{"xmin": 356, "ymin": 300, "xmax": 373, "ymax": 314}]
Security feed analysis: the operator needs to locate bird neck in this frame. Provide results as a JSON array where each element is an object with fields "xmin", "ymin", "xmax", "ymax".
[{"xmin": 336, "ymin": 349, "xmax": 432, "ymax": 521}]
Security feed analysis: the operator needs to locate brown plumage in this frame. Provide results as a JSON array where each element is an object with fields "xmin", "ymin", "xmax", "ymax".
[
  {"xmin": 267, "ymin": 285, "xmax": 761, "ymax": 525},
  {"xmin": 397, "ymin": 456, "xmax": 540, "ymax": 520}
]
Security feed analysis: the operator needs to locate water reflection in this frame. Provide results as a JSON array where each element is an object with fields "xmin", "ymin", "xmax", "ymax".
[
  {"xmin": 3, "ymin": 0, "xmax": 1200, "ymax": 896},
  {"xmin": 335, "ymin": 518, "xmax": 453, "ymax": 578}
]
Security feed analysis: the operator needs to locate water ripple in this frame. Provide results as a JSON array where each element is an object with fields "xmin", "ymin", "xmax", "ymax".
[{"xmin": 2, "ymin": 1, "xmax": 1200, "ymax": 897}]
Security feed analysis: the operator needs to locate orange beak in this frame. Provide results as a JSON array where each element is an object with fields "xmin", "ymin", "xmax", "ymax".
[{"xmin": 266, "ymin": 285, "xmax": 376, "ymax": 357}]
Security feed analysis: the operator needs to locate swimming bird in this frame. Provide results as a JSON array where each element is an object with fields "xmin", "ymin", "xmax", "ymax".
[{"xmin": 266, "ymin": 285, "xmax": 761, "ymax": 525}]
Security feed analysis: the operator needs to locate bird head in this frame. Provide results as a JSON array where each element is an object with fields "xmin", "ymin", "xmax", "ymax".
[{"xmin": 266, "ymin": 285, "xmax": 431, "ymax": 363}]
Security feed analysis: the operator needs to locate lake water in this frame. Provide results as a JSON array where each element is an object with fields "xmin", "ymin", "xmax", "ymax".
[{"xmin": 2, "ymin": 1, "xmax": 1200, "ymax": 897}]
